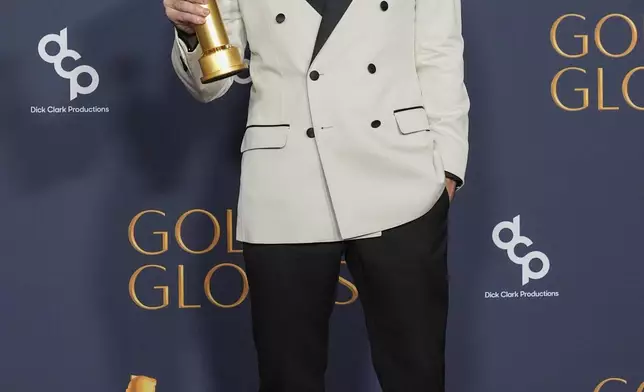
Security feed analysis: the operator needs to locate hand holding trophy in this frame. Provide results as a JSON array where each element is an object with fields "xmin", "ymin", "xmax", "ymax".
[{"xmin": 164, "ymin": 0, "xmax": 248, "ymax": 83}]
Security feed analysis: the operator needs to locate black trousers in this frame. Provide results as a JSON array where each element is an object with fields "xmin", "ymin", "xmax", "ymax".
[{"xmin": 242, "ymin": 190, "xmax": 450, "ymax": 392}]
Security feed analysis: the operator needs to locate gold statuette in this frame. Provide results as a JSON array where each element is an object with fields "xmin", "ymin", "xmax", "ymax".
[
  {"xmin": 126, "ymin": 375, "xmax": 157, "ymax": 392},
  {"xmin": 195, "ymin": 0, "xmax": 247, "ymax": 84}
]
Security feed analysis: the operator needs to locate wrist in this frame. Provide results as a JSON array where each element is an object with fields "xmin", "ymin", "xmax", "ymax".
[
  {"xmin": 444, "ymin": 171, "xmax": 463, "ymax": 189},
  {"xmin": 175, "ymin": 26, "xmax": 199, "ymax": 52}
]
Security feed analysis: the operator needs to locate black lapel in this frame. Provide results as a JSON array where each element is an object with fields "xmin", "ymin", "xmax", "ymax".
[
  {"xmin": 305, "ymin": 0, "xmax": 326, "ymax": 15},
  {"xmin": 310, "ymin": 0, "xmax": 353, "ymax": 62}
]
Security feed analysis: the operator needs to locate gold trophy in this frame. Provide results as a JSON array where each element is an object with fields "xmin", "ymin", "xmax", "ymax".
[
  {"xmin": 195, "ymin": 0, "xmax": 247, "ymax": 83},
  {"xmin": 126, "ymin": 375, "xmax": 157, "ymax": 392}
]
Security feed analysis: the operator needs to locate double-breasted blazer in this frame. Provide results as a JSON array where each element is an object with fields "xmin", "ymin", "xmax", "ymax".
[{"xmin": 171, "ymin": 0, "xmax": 470, "ymax": 244}]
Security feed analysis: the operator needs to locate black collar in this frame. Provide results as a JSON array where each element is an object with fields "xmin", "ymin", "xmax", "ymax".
[{"xmin": 310, "ymin": 0, "xmax": 353, "ymax": 62}]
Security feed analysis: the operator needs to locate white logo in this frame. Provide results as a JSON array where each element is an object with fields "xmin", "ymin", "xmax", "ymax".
[
  {"xmin": 492, "ymin": 215, "xmax": 550, "ymax": 285},
  {"xmin": 38, "ymin": 28, "xmax": 99, "ymax": 101}
]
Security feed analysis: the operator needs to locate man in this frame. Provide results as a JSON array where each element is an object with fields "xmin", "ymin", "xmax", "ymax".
[{"xmin": 164, "ymin": 0, "xmax": 469, "ymax": 390}]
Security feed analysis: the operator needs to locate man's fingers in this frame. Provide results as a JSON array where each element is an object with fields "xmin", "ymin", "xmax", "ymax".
[
  {"xmin": 166, "ymin": 7, "xmax": 207, "ymax": 25},
  {"xmin": 172, "ymin": 1, "xmax": 210, "ymax": 17},
  {"xmin": 165, "ymin": 0, "xmax": 206, "ymax": 5}
]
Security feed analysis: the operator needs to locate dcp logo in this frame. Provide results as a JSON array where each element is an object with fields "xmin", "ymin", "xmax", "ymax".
[
  {"xmin": 38, "ymin": 28, "xmax": 99, "ymax": 101},
  {"xmin": 492, "ymin": 215, "xmax": 550, "ymax": 285}
]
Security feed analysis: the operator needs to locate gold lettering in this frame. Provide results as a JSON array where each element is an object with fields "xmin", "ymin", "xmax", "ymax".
[
  {"xmin": 551, "ymin": 67, "xmax": 589, "ymax": 111},
  {"xmin": 622, "ymin": 66, "xmax": 644, "ymax": 110},
  {"xmin": 129, "ymin": 265, "xmax": 169, "ymax": 310},
  {"xmin": 336, "ymin": 261, "xmax": 359, "ymax": 305},
  {"xmin": 337, "ymin": 276, "xmax": 359, "ymax": 305},
  {"xmin": 178, "ymin": 265, "xmax": 201, "ymax": 309},
  {"xmin": 128, "ymin": 210, "xmax": 168, "ymax": 256},
  {"xmin": 597, "ymin": 68, "xmax": 620, "ymax": 111},
  {"xmin": 594, "ymin": 378, "xmax": 627, "ymax": 392},
  {"xmin": 551, "ymin": 14, "xmax": 588, "ymax": 58},
  {"xmin": 638, "ymin": 382, "xmax": 644, "ymax": 392},
  {"xmin": 204, "ymin": 263, "xmax": 250, "ymax": 308},
  {"xmin": 595, "ymin": 14, "xmax": 638, "ymax": 58},
  {"xmin": 226, "ymin": 209, "xmax": 243, "ymax": 254},
  {"xmin": 175, "ymin": 209, "xmax": 221, "ymax": 254}
]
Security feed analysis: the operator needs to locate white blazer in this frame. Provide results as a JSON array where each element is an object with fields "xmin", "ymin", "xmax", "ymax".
[{"xmin": 171, "ymin": 0, "xmax": 470, "ymax": 244}]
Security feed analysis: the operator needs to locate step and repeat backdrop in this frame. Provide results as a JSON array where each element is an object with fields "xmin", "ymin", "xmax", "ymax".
[{"xmin": 1, "ymin": 0, "xmax": 643, "ymax": 391}]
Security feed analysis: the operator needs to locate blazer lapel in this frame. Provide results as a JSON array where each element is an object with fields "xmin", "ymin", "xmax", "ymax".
[
  {"xmin": 305, "ymin": 0, "xmax": 325, "ymax": 15},
  {"xmin": 310, "ymin": 0, "xmax": 353, "ymax": 62}
]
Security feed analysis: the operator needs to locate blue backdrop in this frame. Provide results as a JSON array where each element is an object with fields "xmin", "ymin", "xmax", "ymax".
[{"xmin": 1, "ymin": 0, "xmax": 643, "ymax": 391}]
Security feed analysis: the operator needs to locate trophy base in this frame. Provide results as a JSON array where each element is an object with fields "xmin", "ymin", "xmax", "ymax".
[{"xmin": 199, "ymin": 46, "xmax": 248, "ymax": 84}]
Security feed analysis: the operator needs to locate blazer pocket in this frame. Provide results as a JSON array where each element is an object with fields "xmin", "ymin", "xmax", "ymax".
[
  {"xmin": 240, "ymin": 124, "xmax": 290, "ymax": 153},
  {"xmin": 393, "ymin": 106, "xmax": 431, "ymax": 135}
]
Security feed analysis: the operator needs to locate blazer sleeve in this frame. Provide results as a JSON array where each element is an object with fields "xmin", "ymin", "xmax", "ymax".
[
  {"xmin": 170, "ymin": 0, "xmax": 247, "ymax": 103},
  {"xmin": 415, "ymin": 0, "xmax": 470, "ymax": 187}
]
